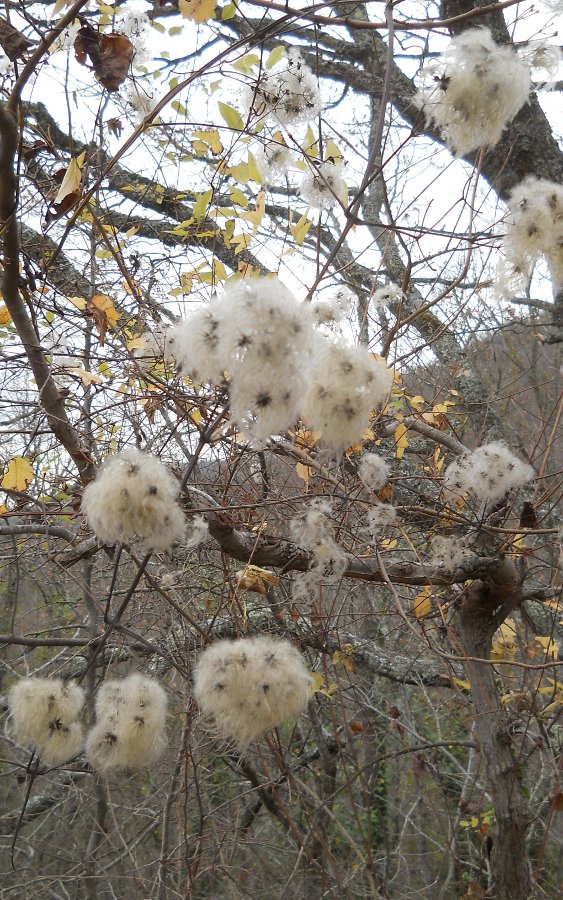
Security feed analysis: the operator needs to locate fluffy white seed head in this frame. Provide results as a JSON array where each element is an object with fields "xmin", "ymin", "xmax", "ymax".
[
  {"xmin": 365, "ymin": 504, "xmax": 398, "ymax": 532},
  {"xmin": 504, "ymin": 178, "xmax": 563, "ymax": 292},
  {"xmin": 186, "ymin": 514, "xmax": 209, "ymax": 549},
  {"xmin": 291, "ymin": 500, "xmax": 347, "ymax": 582},
  {"xmin": 372, "ymin": 283, "xmax": 404, "ymax": 309},
  {"xmin": 170, "ymin": 278, "xmax": 314, "ymax": 443},
  {"xmin": 311, "ymin": 287, "xmax": 354, "ymax": 326},
  {"xmin": 86, "ymin": 674, "xmax": 168, "ymax": 774},
  {"xmin": 8, "ymin": 678, "xmax": 85, "ymax": 763},
  {"xmin": 300, "ymin": 160, "xmax": 347, "ymax": 210},
  {"xmin": 243, "ymin": 49, "xmax": 321, "ymax": 127},
  {"xmin": 40, "ymin": 721, "xmax": 85, "ymax": 767},
  {"xmin": 359, "ymin": 453, "xmax": 390, "ymax": 491},
  {"xmin": 522, "ymin": 40, "xmax": 562, "ymax": 89},
  {"xmin": 443, "ymin": 442, "xmax": 534, "ymax": 504},
  {"xmin": 193, "ymin": 637, "xmax": 312, "ymax": 749},
  {"xmin": 254, "ymin": 134, "xmax": 295, "ymax": 184},
  {"xmin": 430, "ymin": 535, "xmax": 471, "ymax": 572},
  {"xmin": 415, "ymin": 28, "xmax": 530, "ymax": 156},
  {"xmin": 301, "ymin": 340, "xmax": 393, "ymax": 453},
  {"xmin": 81, "ymin": 448, "xmax": 185, "ymax": 551}
]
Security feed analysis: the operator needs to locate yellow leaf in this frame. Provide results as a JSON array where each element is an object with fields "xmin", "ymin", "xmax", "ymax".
[
  {"xmin": 408, "ymin": 395, "xmax": 425, "ymax": 411},
  {"xmin": 91, "ymin": 294, "xmax": 120, "ymax": 328},
  {"xmin": 67, "ymin": 296, "xmax": 87, "ymax": 311},
  {"xmin": 333, "ymin": 645, "xmax": 356, "ymax": 673},
  {"xmin": 192, "ymin": 128, "xmax": 223, "ymax": 154},
  {"xmin": 218, "ymin": 100, "xmax": 244, "ymax": 131},
  {"xmin": 451, "ymin": 677, "xmax": 471, "ymax": 692},
  {"xmin": 412, "ymin": 585, "xmax": 432, "ymax": 619},
  {"xmin": 53, "ymin": 0, "xmax": 73, "ymax": 13},
  {"xmin": 1, "ymin": 457, "xmax": 34, "ymax": 492},
  {"xmin": 0, "ymin": 305, "xmax": 11, "ymax": 325},
  {"xmin": 193, "ymin": 188, "xmax": 213, "ymax": 219},
  {"xmin": 178, "ymin": 0, "xmax": 217, "ymax": 23},
  {"xmin": 302, "ymin": 125, "xmax": 318, "ymax": 159},
  {"xmin": 242, "ymin": 191, "xmax": 265, "ymax": 232},
  {"xmin": 394, "ymin": 422, "xmax": 409, "ymax": 459},
  {"xmin": 325, "ymin": 139, "xmax": 344, "ymax": 163},
  {"xmin": 54, "ymin": 153, "xmax": 85, "ymax": 206},
  {"xmin": 534, "ymin": 635, "xmax": 560, "ymax": 659},
  {"xmin": 0, "ymin": 504, "xmax": 7, "ymax": 515},
  {"xmin": 67, "ymin": 368, "xmax": 104, "ymax": 385},
  {"xmin": 379, "ymin": 538, "xmax": 398, "ymax": 551},
  {"xmin": 290, "ymin": 212, "xmax": 312, "ymax": 246},
  {"xmin": 295, "ymin": 462, "xmax": 312, "ymax": 482}
]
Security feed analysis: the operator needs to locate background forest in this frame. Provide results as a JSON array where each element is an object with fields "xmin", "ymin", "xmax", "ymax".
[{"xmin": 0, "ymin": 1, "xmax": 561, "ymax": 898}]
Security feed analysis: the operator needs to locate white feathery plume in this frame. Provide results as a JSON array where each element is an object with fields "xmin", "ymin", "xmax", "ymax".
[
  {"xmin": 301, "ymin": 339, "xmax": 393, "ymax": 453},
  {"xmin": 81, "ymin": 447, "xmax": 185, "ymax": 551},
  {"xmin": 430, "ymin": 535, "xmax": 471, "ymax": 572},
  {"xmin": 170, "ymin": 277, "xmax": 314, "ymax": 443},
  {"xmin": 504, "ymin": 177, "xmax": 563, "ymax": 293},
  {"xmin": 193, "ymin": 637, "xmax": 312, "ymax": 749},
  {"xmin": 243, "ymin": 48, "xmax": 321, "ymax": 127},
  {"xmin": 372, "ymin": 283, "xmax": 404, "ymax": 309},
  {"xmin": 443, "ymin": 441, "xmax": 534, "ymax": 504},
  {"xmin": 358, "ymin": 453, "xmax": 390, "ymax": 491},
  {"xmin": 86, "ymin": 673, "xmax": 168, "ymax": 774},
  {"xmin": 311, "ymin": 287, "xmax": 353, "ymax": 327},
  {"xmin": 415, "ymin": 28, "xmax": 530, "ymax": 156},
  {"xmin": 8, "ymin": 678, "xmax": 85, "ymax": 765},
  {"xmin": 291, "ymin": 500, "xmax": 348, "ymax": 583},
  {"xmin": 300, "ymin": 159, "xmax": 347, "ymax": 210},
  {"xmin": 254, "ymin": 133, "xmax": 295, "ymax": 184},
  {"xmin": 365, "ymin": 504, "xmax": 398, "ymax": 533}
]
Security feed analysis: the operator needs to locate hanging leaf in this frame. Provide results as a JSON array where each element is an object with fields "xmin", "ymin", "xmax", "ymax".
[
  {"xmin": 394, "ymin": 422, "xmax": 409, "ymax": 459},
  {"xmin": 218, "ymin": 100, "xmax": 244, "ymax": 131},
  {"xmin": 75, "ymin": 24, "xmax": 134, "ymax": 92},
  {"xmin": 290, "ymin": 212, "xmax": 312, "ymax": 246},
  {"xmin": 90, "ymin": 294, "xmax": 120, "ymax": 345},
  {"xmin": 412, "ymin": 586, "xmax": 432, "ymax": 619},
  {"xmin": 66, "ymin": 368, "xmax": 104, "ymax": 385},
  {"xmin": 0, "ymin": 305, "xmax": 11, "ymax": 325},
  {"xmin": 53, "ymin": 153, "xmax": 85, "ymax": 207},
  {"xmin": 1, "ymin": 457, "xmax": 34, "ymax": 492},
  {"xmin": 295, "ymin": 462, "xmax": 312, "ymax": 482},
  {"xmin": 178, "ymin": 0, "xmax": 217, "ymax": 22}
]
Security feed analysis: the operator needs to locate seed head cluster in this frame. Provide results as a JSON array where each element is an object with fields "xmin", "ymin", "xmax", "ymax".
[
  {"xmin": 81, "ymin": 448, "xmax": 185, "ymax": 551},
  {"xmin": 8, "ymin": 678, "xmax": 85, "ymax": 766},
  {"xmin": 504, "ymin": 177, "xmax": 563, "ymax": 293},
  {"xmin": 85, "ymin": 674, "xmax": 168, "ymax": 774},
  {"xmin": 244, "ymin": 49, "xmax": 321, "ymax": 127},
  {"xmin": 358, "ymin": 453, "xmax": 390, "ymax": 491},
  {"xmin": 300, "ymin": 159, "xmax": 347, "ymax": 210},
  {"xmin": 254, "ymin": 135, "xmax": 295, "ymax": 184},
  {"xmin": 300, "ymin": 339, "xmax": 393, "ymax": 453},
  {"xmin": 365, "ymin": 504, "xmax": 398, "ymax": 534},
  {"xmin": 193, "ymin": 637, "xmax": 312, "ymax": 749},
  {"xmin": 291, "ymin": 500, "xmax": 348, "ymax": 602},
  {"xmin": 169, "ymin": 277, "xmax": 393, "ymax": 451},
  {"xmin": 415, "ymin": 28, "xmax": 530, "ymax": 156},
  {"xmin": 443, "ymin": 441, "xmax": 534, "ymax": 504},
  {"xmin": 430, "ymin": 535, "xmax": 471, "ymax": 572}
]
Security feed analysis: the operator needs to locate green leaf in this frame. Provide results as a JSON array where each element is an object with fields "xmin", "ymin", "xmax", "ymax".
[
  {"xmin": 266, "ymin": 45, "xmax": 285, "ymax": 69},
  {"xmin": 218, "ymin": 101, "xmax": 244, "ymax": 131}
]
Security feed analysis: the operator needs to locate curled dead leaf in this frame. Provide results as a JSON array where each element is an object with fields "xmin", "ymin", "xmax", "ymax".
[
  {"xmin": 75, "ymin": 23, "xmax": 134, "ymax": 92},
  {"xmin": 235, "ymin": 565, "xmax": 280, "ymax": 594}
]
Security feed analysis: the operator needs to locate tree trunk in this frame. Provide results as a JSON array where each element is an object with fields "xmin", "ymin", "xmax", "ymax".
[{"xmin": 455, "ymin": 583, "xmax": 532, "ymax": 899}]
